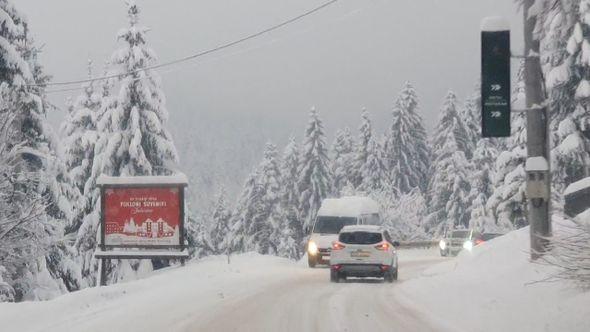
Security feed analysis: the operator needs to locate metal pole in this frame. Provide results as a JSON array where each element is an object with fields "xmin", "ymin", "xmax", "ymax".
[{"xmin": 523, "ymin": 0, "xmax": 551, "ymax": 259}]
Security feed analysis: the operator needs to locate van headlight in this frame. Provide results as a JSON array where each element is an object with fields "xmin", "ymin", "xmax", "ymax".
[
  {"xmin": 308, "ymin": 241, "xmax": 318, "ymax": 256},
  {"xmin": 463, "ymin": 240, "xmax": 473, "ymax": 251},
  {"xmin": 439, "ymin": 239, "xmax": 446, "ymax": 250}
]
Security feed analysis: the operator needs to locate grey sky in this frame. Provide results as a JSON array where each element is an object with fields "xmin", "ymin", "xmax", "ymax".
[{"xmin": 19, "ymin": 0, "xmax": 522, "ymax": 134}]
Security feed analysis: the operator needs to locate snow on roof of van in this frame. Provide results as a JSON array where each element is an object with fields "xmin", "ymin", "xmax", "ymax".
[{"xmin": 317, "ymin": 196, "xmax": 380, "ymax": 217}]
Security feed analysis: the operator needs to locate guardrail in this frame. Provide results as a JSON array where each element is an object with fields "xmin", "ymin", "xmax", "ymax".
[{"xmin": 396, "ymin": 241, "xmax": 438, "ymax": 249}]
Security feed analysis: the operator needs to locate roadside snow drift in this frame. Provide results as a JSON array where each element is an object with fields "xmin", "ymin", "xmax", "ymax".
[
  {"xmin": 0, "ymin": 254, "xmax": 306, "ymax": 332},
  {"xmin": 396, "ymin": 224, "xmax": 590, "ymax": 332}
]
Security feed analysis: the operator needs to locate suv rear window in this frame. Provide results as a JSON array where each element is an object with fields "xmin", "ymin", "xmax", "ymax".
[{"xmin": 339, "ymin": 231, "xmax": 382, "ymax": 245}]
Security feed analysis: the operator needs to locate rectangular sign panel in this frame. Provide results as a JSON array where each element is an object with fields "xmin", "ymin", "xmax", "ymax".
[
  {"xmin": 104, "ymin": 187, "xmax": 181, "ymax": 246},
  {"xmin": 481, "ymin": 30, "xmax": 511, "ymax": 137}
]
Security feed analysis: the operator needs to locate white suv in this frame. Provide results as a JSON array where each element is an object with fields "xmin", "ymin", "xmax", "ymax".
[{"xmin": 329, "ymin": 225, "xmax": 399, "ymax": 283}]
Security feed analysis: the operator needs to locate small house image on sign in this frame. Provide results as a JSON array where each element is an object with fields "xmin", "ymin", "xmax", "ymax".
[{"xmin": 120, "ymin": 218, "xmax": 177, "ymax": 238}]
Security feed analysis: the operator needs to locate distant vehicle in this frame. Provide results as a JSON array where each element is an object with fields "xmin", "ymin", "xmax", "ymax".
[
  {"xmin": 439, "ymin": 229, "xmax": 482, "ymax": 256},
  {"xmin": 307, "ymin": 196, "xmax": 381, "ymax": 268},
  {"xmin": 479, "ymin": 232, "xmax": 504, "ymax": 243},
  {"xmin": 329, "ymin": 225, "xmax": 399, "ymax": 283}
]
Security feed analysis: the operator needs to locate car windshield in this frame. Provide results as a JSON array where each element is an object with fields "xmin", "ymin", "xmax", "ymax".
[
  {"xmin": 313, "ymin": 216, "xmax": 357, "ymax": 234},
  {"xmin": 450, "ymin": 230, "xmax": 470, "ymax": 239},
  {"xmin": 339, "ymin": 231, "xmax": 382, "ymax": 244}
]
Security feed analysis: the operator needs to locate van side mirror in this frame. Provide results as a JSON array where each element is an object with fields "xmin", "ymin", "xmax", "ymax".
[{"xmin": 392, "ymin": 241, "xmax": 400, "ymax": 247}]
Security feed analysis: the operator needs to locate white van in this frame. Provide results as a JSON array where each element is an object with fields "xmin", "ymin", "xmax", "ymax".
[{"xmin": 306, "ymin": 196, "xmax": 381, "ymax": 267}]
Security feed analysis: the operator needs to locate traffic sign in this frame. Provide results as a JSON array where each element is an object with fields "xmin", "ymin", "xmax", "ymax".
[{"xmin": 481, "ymin": 17, "xmax": 511, "ymax": 137}]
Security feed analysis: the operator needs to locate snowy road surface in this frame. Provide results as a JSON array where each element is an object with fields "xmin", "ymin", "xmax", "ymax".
[
  {"xmin": 0, "ymin": 249, "xmax": 446, "ymax": 332},
  {"xmin": 194, "ymin": 252, "xmax": 446, "ymax": 332}
]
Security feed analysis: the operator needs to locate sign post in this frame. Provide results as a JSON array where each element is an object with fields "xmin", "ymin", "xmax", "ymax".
[
  {"xmin": 481, "ymin": 17, "xmax": 511, "ymax": 137},
  {"xmin": 95, "ymin": 174, "xmax": 189, "ymax": 286}
]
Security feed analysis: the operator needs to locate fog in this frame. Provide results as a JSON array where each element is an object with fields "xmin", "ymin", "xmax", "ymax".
[{"xmin": 17, "ymin": 0, "xmax": 523, "ymax": 201}]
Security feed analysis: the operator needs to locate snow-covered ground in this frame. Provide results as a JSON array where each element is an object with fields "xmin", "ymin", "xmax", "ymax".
[
  {"xmin": 396, "ymin": 225, "xmax": 590, "ymax": 332},
  {"xmin": 1, "ymin": 229, "xmax": 588, "ymax": 332}
]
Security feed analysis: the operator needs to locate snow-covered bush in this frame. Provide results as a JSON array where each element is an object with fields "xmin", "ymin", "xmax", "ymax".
[
  {"xmin": 0, "ymin": 266, "xmax": 15, "ymax": 302},
  {"xmin": 542, "ymin": 215, "xmax": 590, "ymax": 289}
]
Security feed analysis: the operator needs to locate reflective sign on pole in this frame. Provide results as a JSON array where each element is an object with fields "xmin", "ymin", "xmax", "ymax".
[{"xmin": 481, "ymin": 17, "xmax": 511, "ymax": 137}]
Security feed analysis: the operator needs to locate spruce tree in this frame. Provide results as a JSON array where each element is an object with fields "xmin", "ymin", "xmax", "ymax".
[
  {"xmin": 280, "ymin": 136, "xmax": 304, "ymax": 250},
  {"xmin": 352, "ymin": 108, "xmax": 372, "ymax": 188},
  {"xmin": 248, "ymin": 143, "xmax": 281, "ymax": 254},
  {"xmin": 331, "ymin": 128, "xmax": 355, "ymax": 195},
  {"xmin": 0, "ymin": 0, "xmax": 82, "ymax": 300},
  {"xmin": 467, "ymin": 139, "xmax": 498, "ymax": 232},
  {"xmin": 86, "ymin": 1, "xmax": 180, "ymax": 284},
  {"xmin": 208, "ymin": 187, "xmax": 232, "ymax": 255},
  {"xmin": 487, "ymin": 62, "xmax": 527, "ymax": 231},
  {"xmin": 227, "ymin": 171, "xmax": 261, "ymax": 254},
  {"xmin": 359, "ymin": 136, "xmax": 391, "ymax": 193},
  {"xmin": 298, "ymin": 107, "xmax": 332, "ymax": 232},
  {"xmin": 61, "ymin": 60, "xmax": 100, "ymax": 195},
  {"xmin": 384, "ymin": 82, "xmax": 431, "ymax": 193},
  {"xmin": 426, "ymin": 91, "xmax": 471, "ymax": 234}
]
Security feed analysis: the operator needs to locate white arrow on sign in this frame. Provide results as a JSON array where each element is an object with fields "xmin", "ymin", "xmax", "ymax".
[{"xmin": 491, "ymin": 84, "xmax": 502, "ymax": 91}]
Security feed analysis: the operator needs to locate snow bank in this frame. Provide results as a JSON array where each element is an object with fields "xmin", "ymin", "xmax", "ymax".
[
  {"xmin": 396, "ymin": 223, "xmax": 590, "ymax": 332},
  {"xmin": 564, "ymin": 176, "xmax": 590, "ymax": 196},
  {"xmin": 0, "ymin": 253, "xmax": 302, "ymax": 332}
]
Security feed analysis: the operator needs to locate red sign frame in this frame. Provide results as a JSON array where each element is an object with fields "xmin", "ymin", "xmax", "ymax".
[{"xmin": 100, "ymin": 183, "xmax": 186, "ymax": 249}]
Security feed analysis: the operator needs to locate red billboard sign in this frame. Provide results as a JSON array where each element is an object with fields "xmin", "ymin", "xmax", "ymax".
[{"xmin": 104, "ymin": 187, "xmax": 181, "ymax": 246}]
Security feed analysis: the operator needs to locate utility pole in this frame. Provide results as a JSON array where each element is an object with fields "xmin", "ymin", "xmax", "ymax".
[{"xmin": 523, "ymin": 0, "xmax": 551, "ymax": 260}]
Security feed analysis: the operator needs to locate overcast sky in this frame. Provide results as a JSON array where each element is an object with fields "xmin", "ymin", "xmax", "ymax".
[{"xmin": 19, "ymin": 0, "xmax": 522, "ymax": 138}]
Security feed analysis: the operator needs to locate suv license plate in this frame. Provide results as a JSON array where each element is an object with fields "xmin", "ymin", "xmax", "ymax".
[{"xmin": 351, "ymin": 251, "xmax": 370, "ymax": 258}]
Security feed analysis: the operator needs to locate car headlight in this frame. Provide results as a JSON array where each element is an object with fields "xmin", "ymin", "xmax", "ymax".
[
  {"xmin": 463, "ymin": 240, "xmax": 473, "ymax": 251},
  {"xmin": 439, "ymin": 239, "xmax": 446, "ymax": 250},
  {"xmin": 308, "ymin": 241, "xmax": 318, "ymax": 256}
]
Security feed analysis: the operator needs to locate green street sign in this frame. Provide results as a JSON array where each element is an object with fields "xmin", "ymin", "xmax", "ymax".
[{"xmin": 481, "ymin": 21, "xmax": 511, "ymax": 137}]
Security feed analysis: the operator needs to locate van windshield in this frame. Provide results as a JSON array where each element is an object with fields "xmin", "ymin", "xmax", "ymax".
[{"xmin": 313, "ymin": 216, "xmax": 357, "ymax": 234}]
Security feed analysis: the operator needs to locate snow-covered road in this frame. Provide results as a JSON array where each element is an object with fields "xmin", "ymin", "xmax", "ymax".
[
  {"xmin": 0, "ymin": 249, "xmax": 447, "ymax": 332},
  {"xmin": 194, "ymin": 252, "xmax": 446, "ymax": 332}
]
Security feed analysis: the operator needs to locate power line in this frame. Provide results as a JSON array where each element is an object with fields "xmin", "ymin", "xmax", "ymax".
[{"xmin": 38, "ymin": 0, "xmax": 339, "ymax": 90}]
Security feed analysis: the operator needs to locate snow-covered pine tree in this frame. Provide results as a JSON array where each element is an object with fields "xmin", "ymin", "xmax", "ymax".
[
  {"xmin": 280, "ymin": 136, "xmax": 304, "ymax": 251},
  {"xmin": 246, "ymin": 143, "xmax": 281, "ymax": 255},
  {"xmin": 331, "ymin": 127, "xmax": 355, "ymax": 195},
  {"xmin": 468, "ymin": 139, "xmax": 499, "ymax": 232},
  {"xmin": 0, "ymin": 0, "xmax": 82, "ymax": 300},
  {"xmin": 430, "ymin": 91, "xmax": 470, "ymax": 157},
  {"xmin": 227, "ymin": 170, "xmax": 263, "ymax": 254},
  {"xmin": 74, "ymin": 65, "xmax": 117, "ymax": 287},
  {"xmin": 208, "ymin": 187, "xmax": 232, "ymax": 255},
  {"xmin": 426, "ymin": 91, "xmax": 471, "ymax": 234},
  {"xmin": 85, "ymin": 1, "xmax": 180, "ymax": 284},
  {"xmin": 61, "ymin": 60, "xmax": 100, "ymax": 196},
  {"xmin": 461, "ymin": 84, "xmax": 482, "ymax": 157},
  {"xmin": 549, "ymin": 0, "xmax": 590, "ymax": 198},
  {"xmin": 487, "ymin": 61, "xmax": 528, "ymax": 231},
  {"xmin": 352, "ymin": 108, "xmax": 372, "ymax": 188},
  {"xmin": 298, "ymin": 107, "xmax": 332, "ymax": 232},
  {"xmin": 359, "ymin": 136, "xmax": 391, "ymax": 193},
  {"xmin": 384, "ymin": 81, "xmax": 431, "ymax": 193}
]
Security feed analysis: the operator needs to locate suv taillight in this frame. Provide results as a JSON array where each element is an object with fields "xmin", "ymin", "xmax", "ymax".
[
  {"xmin": 332, "ymin": 242, "xmax": 346, "ymax": 250},
  {"xmin": 374, "ymin": 242, "xmax": 390, "ymax": 251}
]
